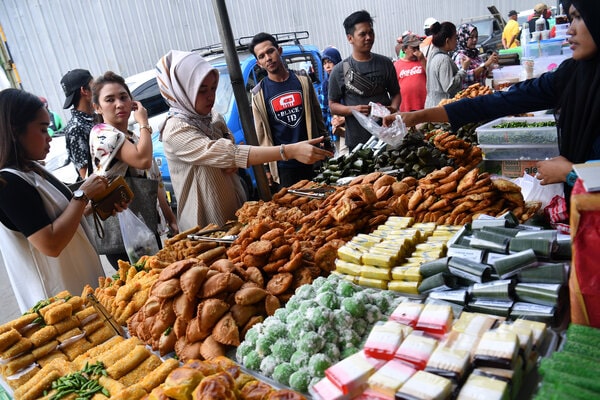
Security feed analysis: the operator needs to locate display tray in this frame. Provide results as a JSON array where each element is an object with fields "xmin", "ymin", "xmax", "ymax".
[
  {"xmin": 479, "ymin": 144, "xmax": 559, "ymax": 160},
  {"xmin": 476, "ymin": 116, "xmax": 557, "ymax": 145}
]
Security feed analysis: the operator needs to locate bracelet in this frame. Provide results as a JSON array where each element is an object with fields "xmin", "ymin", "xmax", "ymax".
[
  {"xmin": 140, "ymin": 125, "xmax": 152, "ymax": 133},
  {"xmin": 279, "ymin": 144, "xmax": 289, "ymax": 161}
]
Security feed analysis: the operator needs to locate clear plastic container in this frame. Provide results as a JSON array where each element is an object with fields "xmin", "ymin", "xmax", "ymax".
[
  {"xmin": 476, "ymin": 116, "xmax": 557, "ymax": 145},
  {"xmin": 478, "ymin": 144, "xmax": 560, "ymax": 160}
]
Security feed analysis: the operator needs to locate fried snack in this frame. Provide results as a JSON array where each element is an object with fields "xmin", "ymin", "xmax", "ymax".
[
  {"xmin": 82, "ymin": 318, "xmax": 105, "ymax": 336},
  {"xmin": 200, "ymin": 335, "xmax": 226, "ymax": 360},
  {"xmin": 36, "ymin": 350, "xmax": 68, "ymax": 367},
  {"xmin": 200, "ymin": 272, "xmax": 231, "ymax": 298},
  {"xmin": 212, "ymin": 313, "xmax": 240, "ymax": 346},
  {"xmin": 1, "ymin": 337, "xmax": 33, "ymax": 360},
  {"xmin": 31, "ymin": 339, "xmax": 58, "ymax": 360},
  {"xmin": 240, "ymin": 380, "xmax": 274, "ymax": 400},
  {"xmin": 5, "ymin": 365, "xmax": 39, "ymax": 390},
  {"xmin": 137, "ymin": 357, "xmax": 180, "ymax": 393},
  {"xmin": 264, "ymin": 295, "xmax": 281, "ymax": 317},
  {"xmin": 492, "ymin": 178, "xmax": 522, "ymax": 193},
  {"xmin": 53, "ymin": 316, "xmax": 80, "ymax": 335},
  {"xmin": 3, "ymin": 352, "xmax": 35, "ymax": 376},
  {"xmin": 61, "ymin": 337, "xmax": 93, "ymax": 361},
  {"xmin": 180, "ymin": 265, "xmax": 209, "ymax": 300},
  {"xmin": 86, "ymin": 325, "xmax": 116, "ymax": 346},
  {"xmin": 152, "ymin": 278, "xmax": 181, "ymax": 298},
  {"xmin": 97, "ymin": 375, "xmax": 126, "ymax": 397},
  {"xmin": 234, "ymin": 287, "xmax": 268, "ymax": 306},
  {"xmin": 106, "ymin": 385, "xmax": 147, "ymax": 400},
  {"xmin": 163, "ymin": 366, "xmax": 205, "ymax": 400},
  {"xmin": 196, "ymin": 299, "xmax": 230, "ymax": 333},
  {"xmin": 29, "ymin": 325, "xmax": 58, "ymax": 347},
  {"xmin": 14, "ymin": 369, "xmax": 61, "ymax": 400},
  {"xmin": 96, "ymin": 337, "xmax": 143, "ymax": 367},
  {"xmin": 0, "ymin": 313, "xmax": 37, "ymax": 335},
  {"xmin": 158, "ymin": 258, "xmax": 199, "ymax": 281},
  {"xmin": 42, "ymin": 302, "xmax": 73, "ymax": 325},
  {"xmin": 56, "ymin": 327, "xmax": 83, "ymax": 343},
  {"xmin": 0, "ymin": 328, "xmax": 21, "ymax": 353},
  {"xmin": 192, "ymin": 371, "xmax": 237, "ymax": 400},
  {"xmin": 106, "ymin": 344, "xmax": 151, "ymax": 380},
  {"xmin": 266, "ymin": 273, "xmax": 293, "ymax": 296}
]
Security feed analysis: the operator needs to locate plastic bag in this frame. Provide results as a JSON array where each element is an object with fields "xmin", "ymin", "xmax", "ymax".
[
  {"xmin": 515, "ymin": 172, "xmax": 564, "ymax": 209},
  {"xmin": 118, "ymin": 208, "xmax": 160, "ymax": 264},
  {"xmin": 351, "ymin": 109, "xmax": 407, "ymax": 148}
]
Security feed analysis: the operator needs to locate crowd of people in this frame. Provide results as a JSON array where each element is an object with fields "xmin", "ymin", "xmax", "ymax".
[{"xmin": 1, "ymin": 0, "xmax": 596, "ymax": 313}]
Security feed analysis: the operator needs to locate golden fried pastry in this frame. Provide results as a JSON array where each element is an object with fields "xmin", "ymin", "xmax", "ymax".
[
  {"xmin": 200, "ymin": 335, "xmax": 226, "ymax": 360},
  {"xmin": 266, "ymin": 273, "xmax": 293, "ymax": 296},
  {"xmin": 158, "ymin": 328, "xmax": 177, "ymax": 357},
  {"xmin": 243, "ymin": 254, "xmax": 269, "ymax": 269},
  {"xmin": 264, "ymin": 295, "xmax": 281, "ymax": 317},
  {"xmin": 173, "ymin": 293, "xmax": 195, "ymax": 322},
  {"xmin": 152, "ymin": 278, "xmax": 181, "ymax": 298},
  {"xmin": 3, "ymin": 352, "xmax": 35, "ymax": 376},
  {"xmin": 230, "ymin": 304, "xmax": 261, "ymax": 327},
  {"xmin": 234, "ymin": 287, "xmax": 267, "ymax": 306},
  {"xmin": 200, "ymin": 272, "xmax": 231, "ymax": 298},
  {"xmin": 197, "ymin": 299, "xmax": 230, "ymax": 333},
  {"xmin": 158, "ymin": 258, "xmax": 199, "ymax": 281},
  {"xmin": 61, "ymin": 337, "xmax": 93, "ymax": 361},
  {"xmin": 180, "ymin": 265, "xmax": 209, "ymax": 300},
  {"xmin": 137, "ymin": 358, "xmax": 180, "ymax": 393},
  {"xmin": 192, "ymin": 371, "xmax": 237, "ymax": 400},
  {"xmin": 240, "ymin": 380, "xmax": 274, "ymax": 400},
  {"xmin": 54, "ymin": 316, "xmax": 80, "ymax": 335},
  {"xmin": 145, "ymin": 385, "xmax": 170, "ymax": 400},
  {"xmin": 119, "ymin": 353, "xmax": 162, "ymax": 387},
  {"xmin": 5, "ymin": 365, "xmax": 39, "ymax": 390},
  {"xmin": 183, "ymin": 359, "xmax": 219, "ymax": 376},
  {"xmin": 106, "ymin": 385, "xmax": 147, "ymax": 400},
  {"xmin": 163, "ymin": 366, "xmax": 205, "ymax": 400},
  {"xmin": 42, "ymin": 302, "xmax": 73, "ymax": 325},
  {"xmin": 29, "ymin": 325, "xmax": 59, "ymax": 347},
  {"xmin": 106, "ymin": 344, "xmax": 151, "ymax": 380},
  {"xmin": 226, "ymin": 273, "xmax": 245, "ymax": 292},
  {"xmin": 1, "ymin": 337, "xmax": 33, "ymax": 360},
  {"xmin": 210, "ymin": 259, "xmax": 235, "ymax": 273},
  {"xmin": 212, "ymin": 313, "xmax": 240, "ymax": 346},
  {"xmin": 14, "ymin": 369, "xmax": 61, "ymax": 400},
  {"xmin": 0, "ymin": 328, "xmax": 21, "ymax": 353},
  {"xmin": 87, "ymin": 325, "xmax": 116, "ymax": 346},
  {"xmin": 186, "ymin": 317, "xmax": 210, "ymax": 343}
]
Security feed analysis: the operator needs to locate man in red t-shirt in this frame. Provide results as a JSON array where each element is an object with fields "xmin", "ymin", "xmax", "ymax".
[{"xmin": 394, "ymin": 34, "xmax": 427, "ymax": 112}]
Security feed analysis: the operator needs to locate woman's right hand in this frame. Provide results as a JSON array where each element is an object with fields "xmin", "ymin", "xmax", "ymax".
[{"xmin": 132, "ymin": 100, "xmax": 149, "ymax": 126}]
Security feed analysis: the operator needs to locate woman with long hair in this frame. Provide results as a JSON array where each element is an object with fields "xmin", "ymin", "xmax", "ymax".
[
  {"xmin": 0, "ymin": 88, "xmax": 107, "ymax": 312},
  {"xmin": 452, "ymin": 23, "xmax": 498, "ymax": 89}
]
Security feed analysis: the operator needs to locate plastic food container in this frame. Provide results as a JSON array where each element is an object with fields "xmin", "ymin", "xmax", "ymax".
[
  {"xmin": 476, "ymin": 117, "xmax": 557, "ymax": 145},
  {"xmin": 478, "ymin": 144, "xmax": 559, "ymax": 160}
]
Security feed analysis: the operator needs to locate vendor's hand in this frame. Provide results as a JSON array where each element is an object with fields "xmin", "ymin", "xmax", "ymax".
[
  {"xmin": 79, "ymin": 174, "xmax": 109, "ymax": 200},
  {"xmin": 332, "ymin": 115, "xmax": 345, "ymax": 128},
  {"xmin": 132, "ymin": 101, "xmax": 149, "ymax": 126},
  {"xmin": 535, "ymin": 156, "xmax": 573, "ymax": 185},
  {"xmin": 287, "ymin": 137, "xmax": 334, "ymax": 164},
  {"xmin": 486, "ymin": 52, "xmax": 499, "ymax": 68},
  {"xmin": 383, "ymin": 112, "xmax": 420, "ymax": 128}
]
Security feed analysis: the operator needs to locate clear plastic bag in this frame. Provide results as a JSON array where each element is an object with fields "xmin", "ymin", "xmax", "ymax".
[
  {"xmin": 118, "ymin": 208, "xmax": 160, "ymax": 264},
  {"xmin": 352, "ymin": 109, "xmax": 408, "ymax": 148}
]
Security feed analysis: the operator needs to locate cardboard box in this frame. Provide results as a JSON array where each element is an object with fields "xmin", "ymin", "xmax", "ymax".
[{"xmin": 501, "ymin": 160, "xmax": 540, "ymax": 178}]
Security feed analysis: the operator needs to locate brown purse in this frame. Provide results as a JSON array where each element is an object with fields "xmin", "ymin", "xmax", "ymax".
[{"xmin": 90, "ymin": 175, "xmax": 134, "ymax": 221}]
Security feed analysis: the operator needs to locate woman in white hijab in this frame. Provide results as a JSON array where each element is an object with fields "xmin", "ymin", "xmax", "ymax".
[{"xmin": 156, "ymin": 51, "xmax": 332, "ymax": 230}]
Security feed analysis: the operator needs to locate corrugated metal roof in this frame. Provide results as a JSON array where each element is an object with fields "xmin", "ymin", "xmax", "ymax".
[{"xmin": 1, "ymin": 0, "xmax": 543, "ymax": 119}]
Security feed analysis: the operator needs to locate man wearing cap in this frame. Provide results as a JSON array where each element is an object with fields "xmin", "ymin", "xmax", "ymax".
[
  {"xmin": 61, "ymin": 69, "xmax": 94, "ymax": 180},
  {"xmin": 528, "ymin": 3, "xmax": 550, "ymax": 34},
  {"xmin": 502, "ymin": 10, "xmax": 521, "ymax": 49},
  {"xmin": 394, "ymin": 34, "xmax": 427, "ymax": 112}
]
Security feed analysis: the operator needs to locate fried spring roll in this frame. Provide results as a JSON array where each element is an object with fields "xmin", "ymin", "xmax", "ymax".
[
  {"xmin": 53, "ymin": 316, "xmax": 80, "ymax": 335},
  {"xmin": 137, "ymin": 358, "xmax": 180, "ymax": 392},
  {"xmin": 31, "ymin": 339, "xmax": 58, "ymax": 360},
  {"xmin": 1, "ymin": 337, "xmax": 33, "ymax": 360},
  {"xmin": 43, "ymin": 302, "xmax": 73, "ymax": 325},
  {"xmin": 118, "ymin": 354, "xmax": 162, "ymax": 387},
  {"xmin": 0, "ymin": 313, "xmax": 37, "ymax": 335},
  {"xmin": 98, "ymin": 375, "xmax": 126, "ymax": 396},
  {"xmin": 3, "ymin": 353, "xmax": 35, "ymax": 376},
  {"xmin": 0, "ymin": 328, "xmax": 21, "ymax": 353},
  {"xmin": 106, "ymin": 344, "xmax": 150, "ymax": 380},
  {"xmin": 14, "ymin": 370, "xmax": 61, "ymax": 400}
]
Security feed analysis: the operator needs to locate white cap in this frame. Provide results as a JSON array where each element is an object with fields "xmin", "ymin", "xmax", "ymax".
[{"xmin": 424, "ymin": 17, "xmax": 438, "ymax": 30}]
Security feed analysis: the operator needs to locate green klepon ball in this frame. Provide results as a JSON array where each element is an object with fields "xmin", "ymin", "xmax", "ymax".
[
  {"xmin": 289, "ymin": 369, "xmax": 311, "ymax": 393},
  {"xmin": 272, "ymin": 362, "xmax": 296, "ymax": 386},
  {"xmin": 273, "ymin": 307, "xmax": 289, "ymax": 322},
  {"xmin": 298, "ymin": 299, "xmax": 319, "ymax": 314},
  {"xmin": 352, "ymin": 318, "xmax": 369, "ymax": 337},
  {"xmin": 295, "ymin": 284, "xmax": 316, "ymax": 300},
  {"xmin": 336, "ymin": 280, "xmax": 357, "ymax": 297},
  {"xmin": 259, "ymin": 355, "xmax": 278, "ymax": 377},
  {"xmin": 290, "ymin": 350, "xmax": 310, "ymax": 370},
  {"xmin": 255, "ymin": 334, "xmax": 276, "ymax": 357},
  {"xmin": 243, "ymin": 350, "xmax": 262, "ymax": 371},
  {"xmin": 341, "ymin": 346, "xmax": 359, "ymax": 359},
  {"xmin": 322, "ymin": 342, "xmax": 341, "ymax": 361},
  {"xmin": 271, "ymin": 337, "xmax": 295, "ymax": 363},
  {"xmin": 311, "ymin": 276, "xmax": 327, "ymax": 289},
  {"xmin": 308, "ymin": 353, "xmax": 332, "ymax": 378},
  {"xmin": 315, "ymin": 291, "xmax": 340, "ymax": 310},
  {"xmin": 306, "ymin": 307, "xmax": 332, "ymax": 328},
  {"xmin": 298, "ymin": 331, "xmax": 325, "ymax": 354},
  {"xmin": 341, "ymin": 297, "xmax": 366, "ymax": 318},
  {"xmin": 236, "ymin": 341, "xmax": 253, "ymax": 363}
]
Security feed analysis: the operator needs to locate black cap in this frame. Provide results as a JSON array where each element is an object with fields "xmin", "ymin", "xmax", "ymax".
[
  {"xmin": 508, "ymin": 10, "xmax": 518, "ymax": 17},
  {"xmin": 60, "ymin": 69, "xmax": 93, "ymax": 109}
]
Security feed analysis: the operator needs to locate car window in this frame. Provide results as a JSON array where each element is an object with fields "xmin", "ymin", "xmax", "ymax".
[
  {"xmin": 214, "ymin": 65, "xmax": 234, "ymax": 117},
  {"xmin": 131, "ymin": 80, "xmax": 169, "ymax": 119},
  {"xmin": 284, "ymin": 54, "xmax": 321, "ymax": 84}
]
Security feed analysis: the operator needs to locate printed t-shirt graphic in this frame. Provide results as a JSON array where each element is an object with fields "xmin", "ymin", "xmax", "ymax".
[{"xmin": 269, "ymin": 91, "xmax": 303, "ymax": 128}]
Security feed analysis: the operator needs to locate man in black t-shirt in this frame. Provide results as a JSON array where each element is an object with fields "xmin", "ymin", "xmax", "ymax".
[{"xmin": 328, "ymin": 10, "xmax": 401, "ymax": 150}]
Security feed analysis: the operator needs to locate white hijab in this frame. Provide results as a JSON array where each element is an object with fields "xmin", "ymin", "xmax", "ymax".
[{"xmin": 156, "ymin": 50, "xmax": 221, "ymax": 137}]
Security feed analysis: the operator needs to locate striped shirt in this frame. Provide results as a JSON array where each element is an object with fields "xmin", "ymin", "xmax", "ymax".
[{"xmin": 161, "ymin": 115, "xmax": 251, "ymax": 231}]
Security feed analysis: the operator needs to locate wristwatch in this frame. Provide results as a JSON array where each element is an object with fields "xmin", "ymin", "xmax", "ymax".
[
  {"xmin": 566, "ymin": 170, "xmax": 578, "ymax": 187},
  {"xmin": 73, "ymin": 189, "xmax": 89, "ymax": 203}
]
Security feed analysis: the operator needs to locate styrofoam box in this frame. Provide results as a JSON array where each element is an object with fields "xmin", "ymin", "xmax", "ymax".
[{"xmin": 476, "ymin": 116, "xmax": 558, "ymax": 145}]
